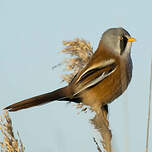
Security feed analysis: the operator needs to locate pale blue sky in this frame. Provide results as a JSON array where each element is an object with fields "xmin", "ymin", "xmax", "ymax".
[{"xmin": 0, "ymin": 0, "xmax": 152, "ymax": 152}]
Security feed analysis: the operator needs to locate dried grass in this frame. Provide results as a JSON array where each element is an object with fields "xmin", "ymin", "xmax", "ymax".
[
  {"xmin": 0, "ymin": 111, "xmax": 24, "ymax": 152},
  {"xmin": 145, "ymin": 60, "xmax": 152, "ymax": 152},
  {"xmin": 60, "ymin": 38, "xmax": 93, "ymax": 83}
]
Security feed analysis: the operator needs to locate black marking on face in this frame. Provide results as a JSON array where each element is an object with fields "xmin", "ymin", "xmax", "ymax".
[{"xmin": 120, "ymin": 36, "xmax": 128, "ymax": 55}]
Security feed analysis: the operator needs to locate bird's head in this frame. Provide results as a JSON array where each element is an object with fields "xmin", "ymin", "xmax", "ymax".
[{"xmin": 99, "ymin": 27, "xmax": 136, "ymax": 57}]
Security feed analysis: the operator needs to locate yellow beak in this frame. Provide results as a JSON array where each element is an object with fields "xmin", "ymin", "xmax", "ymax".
[{"xmin": 128, "ymin": 37, "xmax": 136, "ymax": 42}]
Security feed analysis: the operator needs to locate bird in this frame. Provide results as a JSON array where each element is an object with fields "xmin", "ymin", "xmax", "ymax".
[{"xmin": 4, "ymin": 27, "xmax": 136, "ymax": 113}]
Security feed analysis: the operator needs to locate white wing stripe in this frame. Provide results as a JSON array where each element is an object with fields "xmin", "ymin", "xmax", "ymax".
[
  {"xmin": 76, "ymin": 59, "xmax": 115, "ymax": 83},
  {"xmin": 74, "ymin": 68, "xmax": 116, "ymax": 96}
]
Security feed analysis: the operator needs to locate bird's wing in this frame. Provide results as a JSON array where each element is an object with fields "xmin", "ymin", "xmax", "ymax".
[{"xmin": 73, "ymin": 59, "xmax": 117, "ymax": 96}]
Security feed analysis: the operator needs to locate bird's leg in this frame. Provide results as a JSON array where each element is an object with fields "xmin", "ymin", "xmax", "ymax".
[{"xmin": 101, "ymin": 105, "xmax": 109, "ymax": 128}]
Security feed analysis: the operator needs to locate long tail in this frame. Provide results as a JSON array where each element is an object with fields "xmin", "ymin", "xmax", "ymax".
[{"xmin": 4, "ymin": 86, "xmax": 69, "ymax": 112}]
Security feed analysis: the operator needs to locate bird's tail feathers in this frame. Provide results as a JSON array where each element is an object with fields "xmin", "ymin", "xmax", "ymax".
[{"xmin": 4, "ymin": 86, "xmax": 69, "ymax": 112}]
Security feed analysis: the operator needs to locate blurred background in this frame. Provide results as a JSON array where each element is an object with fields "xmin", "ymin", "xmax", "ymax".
[{"xmin": 0, "ymin": 0, "xmax": 152, "ymax": 151}]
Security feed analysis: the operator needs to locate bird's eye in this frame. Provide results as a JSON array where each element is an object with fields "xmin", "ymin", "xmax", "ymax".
[{"xmin": 120, "ymin": 36, "xmax": 128, "ymax": 55}]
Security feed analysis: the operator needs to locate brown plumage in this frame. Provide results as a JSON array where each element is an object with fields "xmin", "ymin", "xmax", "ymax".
[
  {"xmin": 4, "ymin": 28, "xmax": 135, "ymax": 112},
  {"xmin": 4, "ymin": 87, "xmax": 69, "ymax": 111}
]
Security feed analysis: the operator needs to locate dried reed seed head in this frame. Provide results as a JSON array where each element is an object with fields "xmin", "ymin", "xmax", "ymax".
[
  {"xmin": 62, "ymin": 39, "xmax": 93, "ymax": 56},
  {"xmin": 61, "ymin": 38, "xmax": 93, "ymax": 83},
  {"xmin": 0, "ymin": 111, "xmax": 24, "ymax": 152},
  {"xmin": 61, "ymin": 74, "xmax": 75, "ymax": 83}
]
